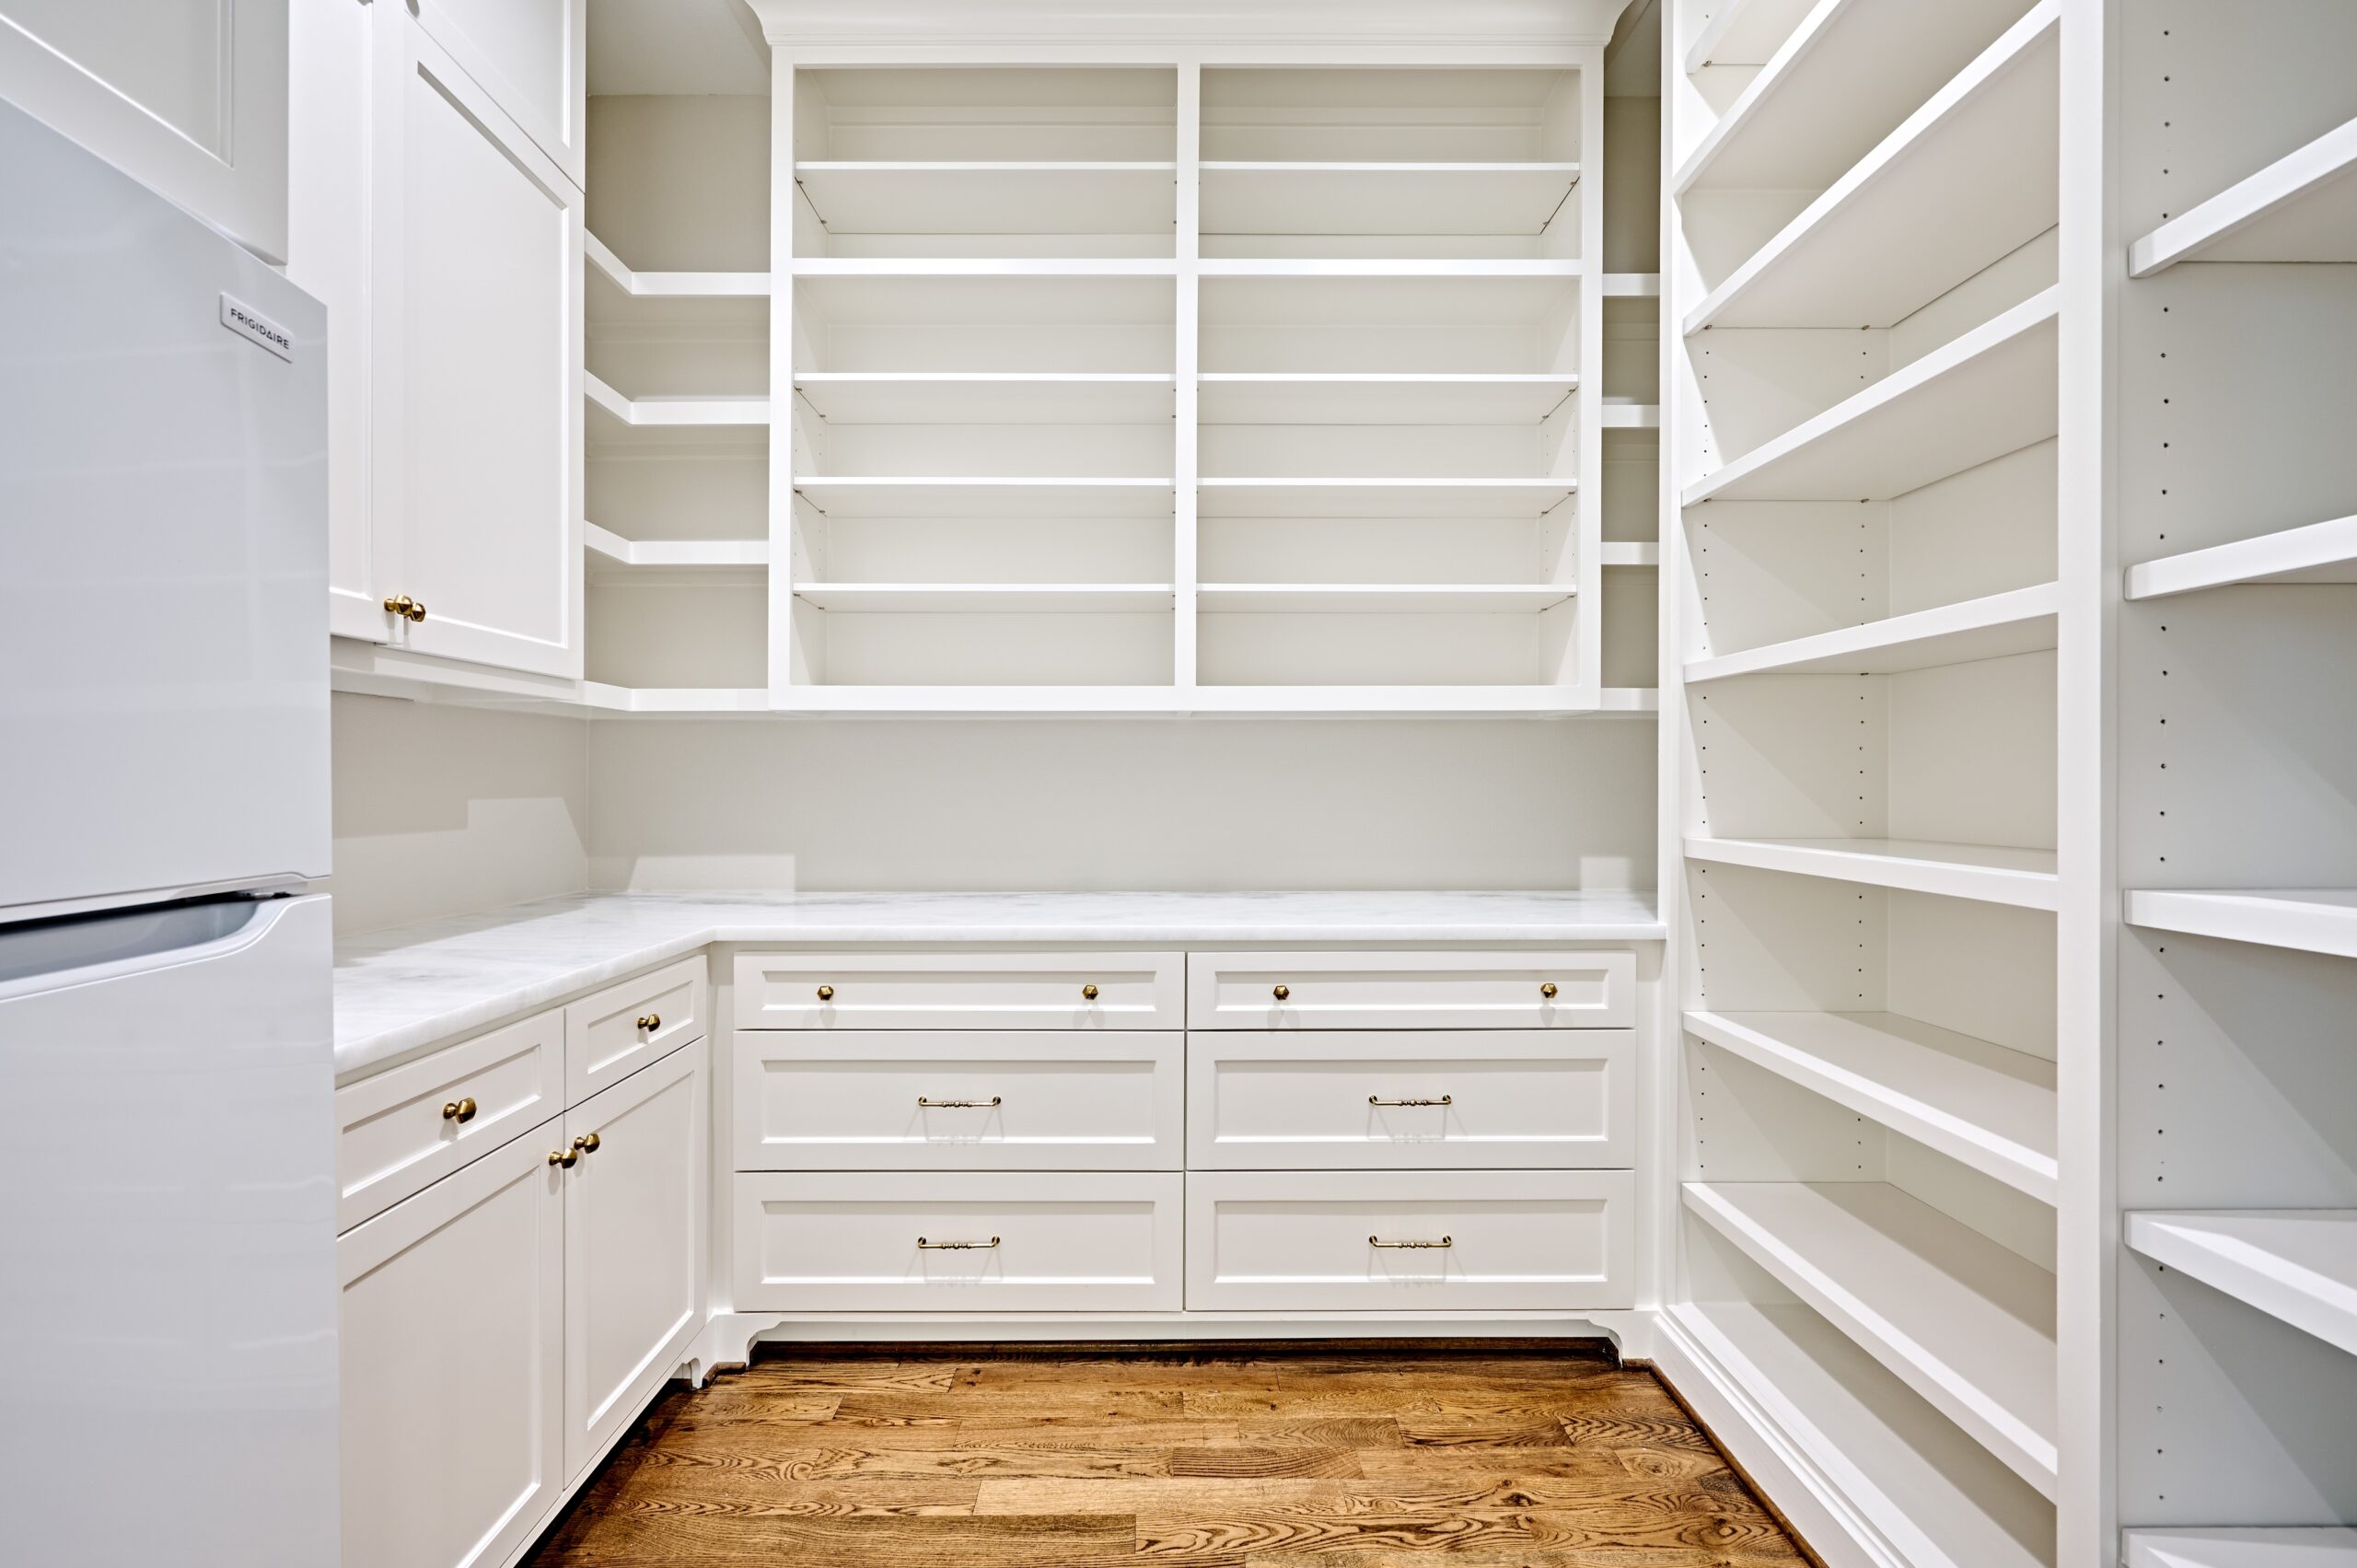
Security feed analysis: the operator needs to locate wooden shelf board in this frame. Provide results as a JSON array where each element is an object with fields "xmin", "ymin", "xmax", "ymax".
[
  {"xmin": 2126, "ymin": 514, "xmax": 2357, "ymax": 598},
  {"xmin": 2126, "ymin": 1212, "xmax": 2357, "ymax": 1360},
  {"xmin": 1198, "ymin": 477, "xmax": 1577, "ymax": 518},
  {"xmin": 586, "ymin": 374, "xmax": 769, "ymax": 427},
  {"xmin": 1682, "ymin": 289, "xmax": 2060, "ymax": 505},
  {"xmin": 1198, "ymin": 583, "xmax": 1576, "ymax": 612},
  {"xmin": 585, "ymin": 523, "xmax": 768, "ymax": 569},
  {"xmin": 1685, "ymin": 1009, "xmax": 2059, "ymax": 1202},
  {"xmin": 1684, "ymin": 583, "xmax": 2059, "ymax": 681},
  {"xmin": 1685, "ymin": 0, "xmax": 1819, "ymax": 70},
  {"xmin": 791, "ymin": 476, "xmax": 1176, "ymax": 518},
  {"xmin": 2124, "ymin": 1529, "xmax": 2357, "ymax": 1568},
  {"xmin": 586, "ymin": 233, "xmax": 768, "ymax": 297},
  {"xmin": 2130, "ymin": 115, "xmax": 2357, "ymax": 274},
  {"xmin": 1685, "ymin": 836, "xmax": 2061, "ymax": 910},
  {"xmin": 1198, "ymin": 373, "xmax": 1577, "ymax": 424},
  {"xmin": 1687, "ymin": 3, "xmax": 2060, "ymax": 331},
  {"xmin": 794, "ymin": 161, "xmax": 1177, "ymax": 238},
  {"xmin": 1683, "ymin": 1181, "xmax": 2059, "ymax": 1496},
  {"xmin": 1667, "ymin": 1301, "xmax": 2054, "ymax": 1568},
  {"xmin": 794, "ymin": 583, "xmax": 1174, "ymax": 612},
  {"xmin": 2123, "ymin": 889, "xmax": 2357, "ymax": 960},
  {"xmin": 1199, "ymin": 162, "xmax": 1581, "ymax": 238},
  {"xmin": 793, "ymin": 373, "xmax": 1176, "ymax": 424}
]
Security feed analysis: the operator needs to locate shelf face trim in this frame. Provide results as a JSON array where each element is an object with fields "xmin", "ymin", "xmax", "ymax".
[
  {"xmin": 2125, "ymin": 1211, "xmax": 2357, "ymax": 1360},
  {"xmin": 2123, "ymin": 889, "xmax": 2357, "ymax": 959},
  {"xmin": 2125, "ymin": 515, "xmax": 2357, "ymax": 599},
  {"xmin": 1685, "ymin": 836, "xmax": 2061, "ymax": 911},
  {"xmin": 2129, "ymin": 115, "xmax": 2357, "ymax": 275},
  {"xmin": 1684, "ymin": 583, "xmax": 2060, "ymax": 681}
]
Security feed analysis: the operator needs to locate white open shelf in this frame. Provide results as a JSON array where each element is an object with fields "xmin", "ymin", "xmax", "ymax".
[
  {"xmin": 2125, "ymin": 514, "xmax": 2357, "ymax": 599},
  {"xmin": 1600, "ymin": 401, "xmax": 1659, "ymax": 429},
  {"xmin": 1685, "ymin": 583, "xmax": 2060, "ymax": 682},
  {"xmin": 1197, "ymin": 373, "xmax": 1576, "ymax": 424},
  {"xmin": 2124, "ymin": 1530, "xmax": 2357, "ymax": 1568},
  {"xmin": 1197, "ymin": 258, "xmax": 1583, "ymax": 281},
  {"xmin": 1685, "ymin": 1010, "xmax": 2060, "ymax": 1203},
  {"xmin": 1684, "ymin": 0, "xmax": 1818, "ymax": 70},
  {"xmin": 580, "ymin": 683, "xmax": 772, "ymax": 714},
  {"xmin": 1686, "ymin": 836, "xmax": 2062, "ymax": 911},
  {"xmin": 1684, "ymin": 289, "xmax": 2059, "ymax": 505},
  {"xmin": 1197, "ymin": 478, "xmax": 1576, "ymax": 518},
  {"xmin": 2130, "ymin": 114, "xmax": 2357, "ymax": 275},
  {"xmin": 1197, "ymin": 584, "xmax": 1576, "ymax": 612},
  {"xmin": 793, "ymin": 373, "xmax": 1174, "ymax": 424},
  {"xmin": 586, "ymin": 233, "xmax": 769, "ymax": 298},
  {"xmin": 790, "ymin": 477, "xmax": 1176, "ymax": 518},
  {"xmin": 1199, "ymin": 162, "xmax": 1580, "ymax": 238},
  {"xmin": 585, "ymin": 524, "xmax": 767, "ymax": 570},
  {"xmin": 2123, "ymin": 889, "xmax": 2357, "ymax": 960},
  {"xmin": 1686, "ymin": 3, "xmax": 2060, "ymax": 331},
  {"xmin": 1601, "ymin": 541, "xmax": 1660, "ymax": 566},
  {"xmin": 1684, "ymin": 1180, "xmax": 2060, "ymax": 1497},
  {"xmin": 793, "ymin": 161, "xmax": 1177, "ymax": 238},
  {"xmin": 1672, "ymin": 1298, "xmax": 2054, "ymax": 1568},
  {"xmin": 2125, "ymin": 1212, "xmax": 2357, "ymax": 1361},
  {"xmin": 791, "ymin": 257, "xmax": 1180, "ymax": 278},
  {"xmin": 792, "ymin": 583, "xmax": 1173, "ymax": 612},
  {"xmin": 585, "ymin": 374, "xmax": 769, "ymax": 429}
]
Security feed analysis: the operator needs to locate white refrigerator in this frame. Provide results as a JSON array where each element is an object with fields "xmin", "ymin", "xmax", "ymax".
[{"xmin": 0, "ymin": 98, "xmax": 339, "ymax": 1565}]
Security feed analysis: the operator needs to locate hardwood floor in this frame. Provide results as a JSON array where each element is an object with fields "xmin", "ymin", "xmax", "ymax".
[{"xmin": 520, "ymin": 1347, "xmax": 1811, "ymax": 1566}]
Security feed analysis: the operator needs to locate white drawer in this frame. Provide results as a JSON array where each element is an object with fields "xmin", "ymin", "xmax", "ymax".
[
  {"xmin": 1187, "ymin": 1031, "xmax": 1634, "ymax": 1170},
  {"xmin": 1184, "ymin": 1169, "xmax": 1635, "ymax": 1312},
  {"xmin": 1187, "ymin": 950, "xmax": 1633, "ymax": 1030},
  {"xmin": 334, "ymin": 1009, "xmax": 564, "ymax": 1233},
  {"xmin": 735, "ymin": 1032, "xmax": 1183, "ymax": 1171},
  {"xmin": 734, "ymin": 951, "xmax": 1183, "ymax": 1031},
  {"xmin": 564, "ymin": 956, "xmax": 705, "ymax": 1104},
  {"xmin": 732, "ymin": 1171, "xmax": 1182, "ymax": 1311}
]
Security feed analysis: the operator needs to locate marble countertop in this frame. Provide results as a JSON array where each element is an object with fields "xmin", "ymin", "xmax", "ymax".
[{"xmin": 334, "ymin": 889, "xmax": 1664, "ymax": 1083}]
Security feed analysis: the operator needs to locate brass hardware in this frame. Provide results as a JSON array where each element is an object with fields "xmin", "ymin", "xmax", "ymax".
[
  {"xmin": 382, "ymin": 594, "xmax": 427, "ymax": 623},
  {"xmin": 1369, "ymin": 1094, "xmax": 1453, "ymax": 1108},
  {"xmin": 636, "ymin": 1013, "xmax": 660, "ymax": 1032},
  {"xmin": 549, "ymin": 1147, "xmax": 578, "ymax": 1168},
  {"xmin": 917, "ymin": 1096, "xmax": 1001, "ymax": 1109},
  {"xmin": 573, "ymin": 1132, "xmax": 601, "ymax": 1154},
  {"xmin": 1272, "ymin": 983, "xmax": 1290, "ymax": 1001},
  {"xmin": 1540, "ymin": 981, "xmax": 1559, "ymax": 999},
  {"xmin": 441, "ymin": 1096, "xmax": 478, "ymax": 1123},
  {"xmin": 816, "ymin": 984, "xmax": 835, "ymax": 1001},
  {"xmin": 917, "ymin": 1237, "xmax": 1001, "ymax": 1250},
  {"xmin": 1081, "ymin": 983, "xmax": 1099, "ymax": 1000},
  {"xmin": 1369, "ymin": 1235, "xmax": 1453, "ymax": 1249}
]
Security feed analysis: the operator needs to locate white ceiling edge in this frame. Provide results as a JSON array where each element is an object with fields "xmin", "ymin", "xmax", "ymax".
[{"xmin": 746, "ymin": 0, "xmax": 1640, "ymax": 50}]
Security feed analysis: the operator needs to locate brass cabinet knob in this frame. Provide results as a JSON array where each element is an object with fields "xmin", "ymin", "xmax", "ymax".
[
  {"xmin": 1540, "ymin": 982, "xmax": 1558, "ymax": 999},
  {"xmin": 441, "ymin": 1097, "xmax": 478, "ymax": 1123},
  {"xmin": 382, "ymin": 594, "xmax": 427, "ymax": 623},
  {"xmin": 549, "ymin": 1147, "xmax": 578, "ymax": 1168},
  {"xmin": 816, "ymin": 984, "xmax": 834, "ymax": 1001},
  {"xmin": 1081, "ymin": 983, "xmax": 1099, "ymax": 1000},
  {"xmin": 1272, "ymin": 983, "xmax": 1290, "ymax": 1001},
  {"xmin": 636, "ymin": 1013, "xmax": 660, "ymax": 1033},
  {"xmin": 573, "ymin": 1132, "xmax": 601, "ymax": 1155}
]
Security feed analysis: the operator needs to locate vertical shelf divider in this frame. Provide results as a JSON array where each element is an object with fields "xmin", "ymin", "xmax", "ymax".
[
  {"xmin": 767, "ymin": 46, "xmax": 798, "ymax": 703},
  {"xmin": 1175, "ymin": 60, "xmax": 1201, "ymax": 703}
]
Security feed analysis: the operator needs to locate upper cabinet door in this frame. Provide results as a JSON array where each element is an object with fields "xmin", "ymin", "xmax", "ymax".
[
  {"xmin": 0, "ymin": 0, "xmax": 289, "ymax": 260},
  {"xmin": 369, "ymin": 2, "xmax": 584, "ymax": 678},
  {"xmin": 410, "ymin": 0, "xmax": 586, "ymax": 192}
]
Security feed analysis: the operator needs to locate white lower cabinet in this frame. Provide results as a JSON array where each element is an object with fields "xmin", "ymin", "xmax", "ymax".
[
  {"xmin": 339, "ymin": 1130, "xmax": 566, "ymax": 1568},
  {"xmin": 1184, "ymin": 1169, "xmax": 1637, "ymax": 1313},
  {"xmin": 733, "ymin": 1170, "xmax": 1185, "ymax": 1311}
]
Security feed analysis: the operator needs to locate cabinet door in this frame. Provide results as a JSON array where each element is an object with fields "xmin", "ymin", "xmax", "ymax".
[
  {"xmin": 339, "ymin": 1128, "xmax": 566, "ymax": 1568},
  {"xmin": 0, "ymin": 0, "xmax": 289, "ymax": 259},
  {"xmin": 409, "ymin": 0, "xmax": 586, "ymax": 191},
  {"xmin": 563, "ymin": 1040, "xmax": 706, "ymax": 1481},
  {"xmin": 370, "ymin": 1, "xmax": 583, "ymax": 678}
]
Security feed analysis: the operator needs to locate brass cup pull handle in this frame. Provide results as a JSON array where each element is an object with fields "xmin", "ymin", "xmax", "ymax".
[
  {"xmin": 549, "ymin": 1147, "xmax": 579, "ymax": 1168},
  {"xmin": 442, "ymin": 1097, "xmax": 478, "ymax": 1122},
  {"xmin": 636, "ymin": 1013, "xmax": 660, "ymax": 1033},
  {"xmin": 1370, "ymin": 1235, "xmax": 1453, "ymax": 1249},
  {"xmin": 1271, "ymin": 983, "xmax": 1290, "ymax": 1001},
  {"xmin": 572, "ymin": 1132, "xmax": 601, "ymax": 1154},
  {"xmin": 1369, "ymin": 1094, "xmax": 1453, "ymax": 1108},
  {"xmin": 1081, "ymin": 983, "xmax": 1098, "ymax": 1000},
  {"xmin": 816, "ymin": 984, "xmax": 834, "ymax": 1001},
  {"xmin": 917, "ymin": 1096, "xmax": 1001, "ymax": 1109},
  {"xmin": 918, "ymin": 1237, "xmax": 1001, "ymax": 1250},
  {"xmin": 1540, "ymin": 981, "xmax": 1558, "ymax": 999}
]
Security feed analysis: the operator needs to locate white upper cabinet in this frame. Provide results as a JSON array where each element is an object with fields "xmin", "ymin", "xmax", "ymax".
[
  {"xmin": 410, "ymin": 0, "xmax": 586, "ymax": 190},
  {"xmin": 368, "ymin": 0, "xmax": 584, "ymax": 677},
  {"xmin": 0, "ymin": 0, "xmax": 289, "ymax": 259}
]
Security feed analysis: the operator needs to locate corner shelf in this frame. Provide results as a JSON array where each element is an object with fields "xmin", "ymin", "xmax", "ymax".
[
  {"xmin": 586, "ymin": 233, "xmax": 769, "ymax": 299},
  {"xmin": 2123, "ymin": 1530, "xmax": 2357, "ymax": 1568},
  {"xmin": 1684, "ymin": 1180, "xmax": 2060, "ymax": 1497},
  {"xmin": 789, "ymin": 477, "xmax": 1176, "ymax": 518},
  {"xmin": 2124, "ymin": 514, "xmax": 2357, "ymax": 599},
  {"xmin": 1685, "ymin": 1010, "xmax": 2059, "ymax": 1202},
  {"xmin": 1686, "ymin": 836, "xmax": 2062, "ymax": 910},
  {"xmin": 2129, "ymin": 114, "xmax": 2357, "ymax": 275},
  {"xmin": 1601, "ymin": 541, "xmax": 1660, "ymax": 566},
  {"xmin": 586, "ymin": 524, "xmax": 768, "ymax": 570},
  {"xmin": 793, "ymin": 161, "xmax": 1178, "ymax": 238},
  {"xmin": 792, "ymin": 373, "xmax": 1175, "ymax": 424},
  {"xmin": 792, "ymin": 583, "xmax": 1174, "ymax": 612},
  {"xmin": 1199, "ymin": 162, "xmax": 1581, "ymax": 238},
  {"xmin": 2125, "ymin": 1211, "xmax": 2357, "ymax": 1361},
  {"xmin": 1684, "ymin": 583, "xmax": 2059, "ymax": 682},
  {"xmin": 580, "ymin": 683, "xmax": 771, "ymax": 714},
  {"xmin": 1196, "ymin": 373, "xmax": 1577, "ymax": 424},
  {"xmin": 1682, "ymin": 289, "xmax": 2059, "ymax": 505},
  {"xmin": 2123, "ymin": 889, "xmax": 2357, "ymax": 960},
  {"xmin": 1197, "ymin": 477, "xmax": 1576, "ymax": 518},
  {"xmin": 586, "ymin": 374, "xmax": 769, "ymax": 429},
  {"xmin": 1197, "ymin": 583, "xmax": 1576, "ymax": 612}
]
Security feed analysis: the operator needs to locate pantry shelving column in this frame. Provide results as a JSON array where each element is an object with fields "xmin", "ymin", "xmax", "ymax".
[{"xmin": 1175, "ymin": 63, "xmax": 1200, "ymax": 701}]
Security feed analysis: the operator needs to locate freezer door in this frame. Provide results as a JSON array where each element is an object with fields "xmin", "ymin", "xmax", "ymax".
[
  {"xmin": 0, "ymin": 98, "xmax": 330, "ymax": 919},
  {"xmin": 0, "ymin": 893, "xmax": 338, "ymax": 1566}
]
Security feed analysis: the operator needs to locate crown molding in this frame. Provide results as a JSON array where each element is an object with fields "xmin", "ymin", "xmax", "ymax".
[{"xmin": 749, "ymin": 0, "xmax": 1636, "ymax": 51}]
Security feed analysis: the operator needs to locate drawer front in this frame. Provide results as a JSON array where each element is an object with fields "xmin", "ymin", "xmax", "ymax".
[
  {"xmin": 564, "ymin": 956, "xmax": 706, "ymax": 1104},
  {"xmin": 1188, "ymin": 1031, "xmax": 1634, "ymax": 1170},
  {"xmin": 734, "ymin": 951, "xmax": 1183, "ymax": 1031},
  {"xmin": 1185, "ymin": 1169, "xmax": 1635, "ymax": 1312},
  {"xmin": 335, "ymin": 1009, "xmax": 564, "ymax": 1233},
  {"xmin": 733, "ymin": 1171, "xmax": 1182, "ymax": 1311},
  {"xmin": 1187, "ymin": 951, "xmax": 1633, "ymax": 1030},
  {"xmin": 735, "ymin": 1032, "xmax": 1184, "ymax": 1171}
]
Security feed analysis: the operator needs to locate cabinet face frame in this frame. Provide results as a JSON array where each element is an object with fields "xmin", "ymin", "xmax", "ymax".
[
  {"xmin": 408, "ymin": 0, "xmax": 588, "ymax": 192},
  {"xmin": 368, "ymin": 0, "xmax": 586, "ymax": 679}
]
